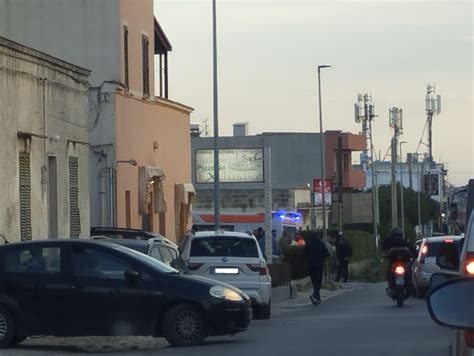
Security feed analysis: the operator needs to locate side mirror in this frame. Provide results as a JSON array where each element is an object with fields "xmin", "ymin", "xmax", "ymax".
[
  {"xmin": 427, "ymin": 277, "xmax": 474, "ymax": 330},
  {"xmin": 124, "ymin": 269, "xmax": 140, "ymax": 281},
  {"xmin": 436, "ymin": 242, "xmax": 460, "ymax": 271}
]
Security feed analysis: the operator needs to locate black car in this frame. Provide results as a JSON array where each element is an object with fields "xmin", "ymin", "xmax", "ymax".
[{"xmin": 0, "ymin": 240, "xmax": 251, "ymax": 347}]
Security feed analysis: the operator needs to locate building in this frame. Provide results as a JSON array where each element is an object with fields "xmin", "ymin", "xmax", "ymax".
[
  {"xmin": 363, "ymin": 160, "xmax": 447, "ymax": 203},
  {"xmin": 0, "ymin": 36, "xmax": 91, "ymax": 242},
  {"xmin": 1, "ymin": 0, "xmax": 195, "ymax": 242},
  {"xmin": 191, "ymin": 124, "xmax": 366, "ymax": 230}
]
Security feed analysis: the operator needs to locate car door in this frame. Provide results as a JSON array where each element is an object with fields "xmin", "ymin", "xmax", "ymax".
[
  {"xmin": 0, "ymin": 243, "xmax": 74, "ymax": 335},
  {"xmin": 69, "ymin": 244, "xmax": 156, "ymax": 336}
]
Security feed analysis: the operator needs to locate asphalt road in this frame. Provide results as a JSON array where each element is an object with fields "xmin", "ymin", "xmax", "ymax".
[{"xmin": 2, "ymin": 282, "xmax": 450, "ymax": 356}]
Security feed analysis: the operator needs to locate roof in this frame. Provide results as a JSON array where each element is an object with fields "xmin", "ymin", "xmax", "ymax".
[
  {"xmin": 154, "ymin": 17, "xmax": 172, "ymax": 54},
  {"xmin": 191, "ymin": 230, "xmax": 255, "ymax": 239}
]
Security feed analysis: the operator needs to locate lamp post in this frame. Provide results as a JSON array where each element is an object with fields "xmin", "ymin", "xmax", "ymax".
[
  {"xmin": 399, "ymin": 141, "xmax": 407, "ymax": 238},
  {"xmin": 317, "ymin": 65, "xmax": 331, "ymax": 240},
  {"xmin": 212, "ymin": 0, "xmax": 221, "ymax": 230}
]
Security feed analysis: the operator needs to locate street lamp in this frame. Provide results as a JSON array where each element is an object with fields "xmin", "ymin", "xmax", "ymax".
[
  {"xmin": 317, "ymin": 65, "xmax": 331, "ymax": 240},
  {"xmin": 399, "ymin": 141, "xmax": 407, "ymax": 239}
]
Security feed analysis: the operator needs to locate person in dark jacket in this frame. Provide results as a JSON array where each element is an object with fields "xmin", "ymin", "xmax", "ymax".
[
  {"xmin": 303, "ymin": 230, "xmax": 330, "ymax": 305},
  {"xmin": 382, "ymin": 227, "xmax": 415, "ymax": 282},
  {"xmin": 335, "ymin": 235, "xmax": 353, "ymax": 283}
]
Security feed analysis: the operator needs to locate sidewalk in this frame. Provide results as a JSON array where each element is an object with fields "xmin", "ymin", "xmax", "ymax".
[{"xmin": 272, "ymin": 281, "xmax": 368, "ymax": 316}]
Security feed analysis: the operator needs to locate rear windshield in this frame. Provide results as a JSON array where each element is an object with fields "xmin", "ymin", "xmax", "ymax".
[
  {"xmin": 427, "ymin": 240, "xmax": 462, "ymax": 257},
  {"xmin": 191, "ymin": 237, "xmax": 258, "ymax": 258}
]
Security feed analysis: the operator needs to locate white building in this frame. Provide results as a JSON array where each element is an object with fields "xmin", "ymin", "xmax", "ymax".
[{"xmin": 0, "ymin": 37, "xmax": 91, "ymax": 242}]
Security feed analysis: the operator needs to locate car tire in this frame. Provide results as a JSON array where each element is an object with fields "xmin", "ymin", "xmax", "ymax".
[
  {"xmin": 162, "ymin": 303, "xmax": 207, "ymax": 347},
  {"xmin": 254, "ymin": 302, "xmax": 271, "ymax": 320},
  {"xmin": 0, "ymin": 306, "xmax": 16, "ymax": 348}
]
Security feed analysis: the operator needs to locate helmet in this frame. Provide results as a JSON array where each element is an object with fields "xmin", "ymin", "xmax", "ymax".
[{"xmin": 389, "ymin": 227, "xmax": 403, "ymax": 238}]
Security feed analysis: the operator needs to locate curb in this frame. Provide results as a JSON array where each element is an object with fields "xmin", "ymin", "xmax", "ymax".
[{"xmin": 271, "ymin": 284, "xmax": 298, "ymax": 304}]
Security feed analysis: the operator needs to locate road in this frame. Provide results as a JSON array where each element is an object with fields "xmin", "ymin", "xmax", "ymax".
[{"xmin": 2, "ymin": 283, "xmax": 450, "ymax": 356}]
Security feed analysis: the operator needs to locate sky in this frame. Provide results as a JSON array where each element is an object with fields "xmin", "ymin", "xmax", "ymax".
[{"xmin": 153, "ymin": 0, "xmax": 473, "ymax": 186}]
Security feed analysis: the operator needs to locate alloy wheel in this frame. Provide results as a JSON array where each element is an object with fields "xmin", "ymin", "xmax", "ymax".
[
  {"xmin": 173, "ymin": 310, "xmax": 203, "ymax": 343},
  {"xmin": 0, "ymin": 314, "xmax": 7, "ymax": 339}
]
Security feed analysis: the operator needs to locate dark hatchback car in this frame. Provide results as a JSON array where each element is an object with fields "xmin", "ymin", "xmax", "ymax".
[{"xmin": 0, "ymin": 240, "xmax": 251, "ymax": 347}]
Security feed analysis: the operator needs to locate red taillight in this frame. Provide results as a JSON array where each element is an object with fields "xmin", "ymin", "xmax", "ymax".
[
  {"xmin": 464, "ymin": 330, "xmax": 474, "ymax": 348},
  {"xmin": 419, "ymin": 242, "xmax": 428, "ymax": 264},
  {"xmin": 187, "ymin": 263, "xmax": 203, "ymax": 271},
  {"xmin": 247, "ymin": 263, "xmax": 268, "ymax": 276},
  {"xmin": 394, "ymin": 266, "xmax": 405, "ymax": 275},
  {"xmin": 463, "ymin": 252, "xmax": 474, "ymax": 276}
]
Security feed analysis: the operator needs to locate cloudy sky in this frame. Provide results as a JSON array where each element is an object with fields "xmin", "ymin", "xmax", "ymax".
[{"xmin": 154, "ymin": 0, "xmax": 473, "ymax": 186}]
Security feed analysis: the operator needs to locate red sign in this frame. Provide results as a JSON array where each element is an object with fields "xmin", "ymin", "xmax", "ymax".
[{"xmin": 312, "ymin": 179, "xmax": 332, "ymax": 206}]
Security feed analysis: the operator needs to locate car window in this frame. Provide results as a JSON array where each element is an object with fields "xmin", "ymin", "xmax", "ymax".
[
  {"xmin": 72, "ymin": 247, "xmax": 132, "ymax": 280},
  {"xmin": 150, "ymin": 246, "xmax": 162, "ymax": 261},
  {"xmin": 110, "ymin": 245, "xmax": 178, "ymax": 273},
  {"xmin": 158, "ymin": 246, "xmax": 174, "ymax": 265},
  {"xmin": 4, "ymin": 246, "xmax": 62, "ymax": 275},
  {"xmin": 427, "ymin": 240, "xmax": 462, "ymax": 258},
  {"xmin": 167, "ymin": 247, "xmax": 179, "ymax": 260},
  {"xmin": 190, "ymin": 237, "xmax": 259, "ymax": 258}
]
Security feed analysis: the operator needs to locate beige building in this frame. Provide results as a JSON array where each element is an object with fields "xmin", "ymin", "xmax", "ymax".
[
  {"xmin": 0, "ymin": 36, "xmax": 91, "ymax": 242},
  {"xmin": 0, "ymin": 0, "xmax": 195, "ymax": 242}
]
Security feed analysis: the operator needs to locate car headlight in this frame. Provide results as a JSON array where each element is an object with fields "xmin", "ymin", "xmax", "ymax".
[{"xmin": 209, "ymin": 286, "xmax": 243, "ymax": 302}]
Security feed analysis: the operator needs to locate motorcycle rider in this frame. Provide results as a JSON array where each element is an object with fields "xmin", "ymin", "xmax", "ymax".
[{"xmin": 382, "ymin": 227, "xmax": 415, "ymax": 288}]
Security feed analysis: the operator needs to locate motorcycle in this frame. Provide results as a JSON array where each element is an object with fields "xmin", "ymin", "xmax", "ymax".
[{"xmin": 385, "ymin": 247, "xmax": 413, "ymax": 307}]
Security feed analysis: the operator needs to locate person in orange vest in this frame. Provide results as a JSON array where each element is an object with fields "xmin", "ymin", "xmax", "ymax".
[{"xmin": 294, "ymin": 233, "xmax": 305, "ymax": 246}]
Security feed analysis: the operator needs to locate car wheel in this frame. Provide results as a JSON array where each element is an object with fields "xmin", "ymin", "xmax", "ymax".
[
  {"xmin": 0, "ymin": 306, "xmax": 16, "ymax": 348},
  {"xmin": 162, "ymin": 304, "xmax": 207, "ymax": 347},
  {"xmin": 254, "ymin": 302, "xmax": 271, "ymax": 320}
]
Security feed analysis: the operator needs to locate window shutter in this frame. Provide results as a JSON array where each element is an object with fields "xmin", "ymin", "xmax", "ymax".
[
  {"xmin": 69, "ymin": 157, "xmax": 81, "ymax": 238},
  {"xmin": 124, "ymin": 25, "xmax": 129, "ymax": 90},
  {"xmin": 142, "ymin": 35, "xmax": 150, "ymax": 98},
  {"xmin": 19, "ymin": 152, "xmax": 32, "ymax": 241}
]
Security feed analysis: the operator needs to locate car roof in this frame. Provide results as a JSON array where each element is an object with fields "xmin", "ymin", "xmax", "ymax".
[
  {"xmin": 189, "ymin": 230, "xmax": 254, "ymax": 239},
  {"xmin": 90, "ymin": 227, "xmax": 155, "ymax": 236},
  {"xmin": 424, "ymin": 235, "xmax": 464, "ymax": 243},
  {"xmin": 0, "ymin": 239, "xmax": 115, "ymax": 249}
]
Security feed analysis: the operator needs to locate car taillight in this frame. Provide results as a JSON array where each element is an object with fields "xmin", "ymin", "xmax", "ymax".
[
  {"xmin": 419, "ymin": 242, "xmax": 428, "ymax": 264},
  {"xmin": 464, "ymin": 252, "xmax": 474, "ymax": 276},
  {"xmin": 464, "ymin": 330, "xmax": 474, "ymax": 348},
  {"xmin": 394, "ymin": 266, "xmax": 405, "ymax": 275},
  {"xmin": 443, "ymin": 239, "xmax": 454, "ymax": 243},
  {"xmin": 187, "ymin": 263, "xmax": 203, "ymax": 271},
  {"xmin": 247, "ymin": 263, "xmax": 268, "ymax": 276}
]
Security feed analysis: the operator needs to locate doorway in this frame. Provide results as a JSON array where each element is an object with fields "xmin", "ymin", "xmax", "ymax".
[{"xmin": 48, "ymin": 156, "xmax": 58, "ymax": 239}]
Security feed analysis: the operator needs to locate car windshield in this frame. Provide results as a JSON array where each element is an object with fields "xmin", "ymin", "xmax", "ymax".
[
  {"xmin": 110, "ymin": 244, "xmax": 178, "ymax": 273},
  {"xmin": 191, "ymin": 237, "xmax": 258, "ymax": 258},
  {"xmin": 427, "ymin": 240, "xmax": 462, "ymax": 257}
]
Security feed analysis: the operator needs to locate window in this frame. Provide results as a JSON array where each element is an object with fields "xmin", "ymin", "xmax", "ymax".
[
  {"xmin": 190, "ymin": 237, "xmax": 259, "ymax": 258},
  {"xmin": 72, "ymin": 247, "xmax": 131, "ymax": 280},
  {"xmin": 123, "ymin": 25, "xmax": 129, "ymax": 90},
  {"xmin": 125, "ymin": 191, "xmax": 131, "ymax": 228},
  {"xmin": 150, "ymin": 246, "xmax": 161, "ymax": 261},
  {"xmin": 158, "ymin": 246, "xmax": 174, "ymax": 265},
  {"xmin": 4, "ymin": 246, "xmax": 61, "ymax": 274},
  {"xmin": 19, "ymin": 151, "xmax": 32, "ymax": 241},
  {"xmin": 69, "ymin": 157, "xmax": 81, "ymax": 238},
  {"xmin": 142, "ymin": 34, "xmax": 150, "ymax": 98}
]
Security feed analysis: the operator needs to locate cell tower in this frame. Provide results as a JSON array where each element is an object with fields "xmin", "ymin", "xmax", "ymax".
[
  {"xmin": 425, "ymin": 84, "xmax": 441, "ymax": 162},
  {"xmin": 354, "ymin": 93, "xmax": 375, "ymax": 168}
]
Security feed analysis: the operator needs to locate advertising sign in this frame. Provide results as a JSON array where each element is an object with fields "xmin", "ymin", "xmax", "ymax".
[
  {"xmin": 313, "ymin": 179, "xmax": 332, "ymax": 206},
  {"xmin": 196, "ymin": 149, "xmax": 264, "ymax": 183}
]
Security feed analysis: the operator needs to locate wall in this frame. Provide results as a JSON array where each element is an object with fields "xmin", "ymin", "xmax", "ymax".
[
  {"xmin": 0, "ymin": 37, "xmax": 90, "ymax": 241},
  {"xmin": 115, "ymin": 94, "xmax": 192, "ymax": 242}
]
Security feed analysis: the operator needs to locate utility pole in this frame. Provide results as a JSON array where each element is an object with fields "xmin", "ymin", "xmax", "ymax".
[
  {"xmin": 212, "ymin": 0, "xmax": 221, "ymax": 230},
  {"xmin": 389, "ymin": 107, "xmax": 403, "ymax": 229},
  {"xmin": 355, "ymin": 93, "xmax": 378, "ymax": 252},
  {"xmin": 399, "ymin": 141, "xmax": 407, "ymax": 238},
  {"xmin": 337, "ymin": 136, "xmax": 343, "ymax": 233},
  {"xmin": 416, "ymin": 153, "xmax": 422, "ymax": 235}
]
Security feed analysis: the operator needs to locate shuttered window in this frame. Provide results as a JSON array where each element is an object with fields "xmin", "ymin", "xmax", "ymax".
[
  {"xmin": 19, "ymin": 152, "xmax": 32, "ymax": 241},
  {"xmin": 124, "ymin": 25, "xmax": 129, "ymax": 90},
  {"xmin": 69, "ymin": 157, "xmax": 81, "ymax": 238},
  {"xmin": 142, "ymin": 34, "xmax": 150, "ymax": 98}
]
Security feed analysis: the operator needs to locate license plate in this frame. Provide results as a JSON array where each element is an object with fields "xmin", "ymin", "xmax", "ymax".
[
  {"xmin": 395, "ymin": 277, "xmax": 405, "ymax": 285},
  {"xmin": 214, "ymin": 267, "xmax": 239, "ymax": 275}
]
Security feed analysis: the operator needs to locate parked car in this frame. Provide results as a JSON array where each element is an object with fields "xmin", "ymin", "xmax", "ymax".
[
  {"xmin": 180, "ymin": 230, "xmax": 272, "ymax": 319},
  {"xmin": 412, "ymin": 235, "xmax": 464, "ymax": 298},
  {"xmin": 90, "ymin": 227, "xmax": 186, "ymax": 271},
  {"xmin": 0, "ymin": 239, "xmax": 251, "ymax": 347}
]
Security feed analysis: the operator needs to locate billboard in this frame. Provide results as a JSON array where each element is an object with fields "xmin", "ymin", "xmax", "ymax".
[
  {"xmin": 196, "ymin": 149, "xmax": 264, "ymax": 183},
  {"xmin": 313, "ymin": 179, "xmax": 332, "ymax": 206}
]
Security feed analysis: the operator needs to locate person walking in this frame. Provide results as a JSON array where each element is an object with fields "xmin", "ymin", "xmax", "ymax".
[
  {"xmin": 255, "ymin": 227, "xmax": 266, "ymax": 258},
  {"xmin": 303, "ymin": 230, "xmax": 330, "ymax": 305},
  {"xmin": 335, "ymin": 235, "xmax": 353, "ymax": 283}
]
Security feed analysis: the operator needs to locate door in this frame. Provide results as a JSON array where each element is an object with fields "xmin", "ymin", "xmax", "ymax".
[
  {"xmin": 48, "ymin": 156, "xmax": 58, "ymax": 239},
  {"xmin": 69, "ymin": 245, "xmax": 155, "ymax": 335},
  {"xmin": 0, "ymin": 245, "xmax": 74, "ymax": 334}
]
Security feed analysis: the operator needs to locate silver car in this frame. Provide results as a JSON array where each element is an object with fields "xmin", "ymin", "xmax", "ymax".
[
  {"xmin": 412, "ymin": 235, "xmax": 464, "ymax": 298},
  {"xmin": 180, "ymin": 230, "xmax": 272, "ymax": 319}
]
